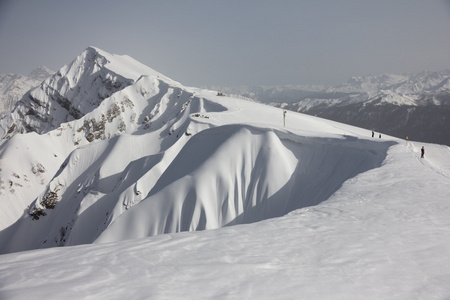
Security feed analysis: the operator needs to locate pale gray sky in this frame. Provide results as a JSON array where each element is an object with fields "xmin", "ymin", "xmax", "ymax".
[{"xmin": 1, "ymin": 0, "xmax": 450, "ymax": 87}]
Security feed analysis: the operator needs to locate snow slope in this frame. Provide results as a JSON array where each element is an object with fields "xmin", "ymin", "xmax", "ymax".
[
  {"xmin": 0, "ymin": 142, "xmax": 449, "ymax": 299},
  {"xmin": 1, "ymin": 47, "xmax": 450, "ymax": 299},
  {"xmin": 0, "ymin": 47, "xmax": 180, "ymax": 230},
  {"xmin": 0, "ymin": 83, "xmax": 392, "ymax": 253}
]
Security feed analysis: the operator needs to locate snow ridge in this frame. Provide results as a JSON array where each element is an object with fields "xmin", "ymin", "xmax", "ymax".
[{"xmin": 0, "ymin": 47, "xmax": 398, "ymax": 254}]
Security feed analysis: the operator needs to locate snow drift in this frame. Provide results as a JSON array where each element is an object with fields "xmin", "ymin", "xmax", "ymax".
[{"xmin": 97, "ymin": 126, "xmax": 392, "ymax": 244}]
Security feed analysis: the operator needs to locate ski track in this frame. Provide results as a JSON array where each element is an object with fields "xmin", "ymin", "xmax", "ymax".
[{"xmin": 406, "ymin": 141, "xmax": 450, "ymax": 179}]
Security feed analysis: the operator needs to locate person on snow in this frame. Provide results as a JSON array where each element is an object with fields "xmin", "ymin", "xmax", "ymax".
[{"xmin": 421, "ymin": 146, "xmax": 425, "ymax": 158}]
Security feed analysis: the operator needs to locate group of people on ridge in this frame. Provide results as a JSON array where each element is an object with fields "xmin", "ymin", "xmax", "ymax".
[
  {"xmin": 371, "ymin": 131, "xmax": 381, "ymax": 138},
  {"xmin": 372, "ymin": 131, "xmax": 425, "ymax": 158}
]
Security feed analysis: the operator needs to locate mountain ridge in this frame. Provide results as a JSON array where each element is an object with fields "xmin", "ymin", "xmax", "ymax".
[
  {"xmin": 0, "ymin": 47, "xmax": 396, "ymax": 254},
  {"xmin": 1, "ymin": 47, "xmax": 149, "ymax": 138}
]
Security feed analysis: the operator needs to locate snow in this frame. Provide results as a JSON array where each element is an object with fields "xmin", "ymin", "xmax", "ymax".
[
  {"xmin": 0, "ymin": 132, "xmax": 67, "ymax": 229},
  {"xmin": 378, "ymin": 90, "xmax": 418, "ymax": 106},
  {"xmin": 1, "ymin": 140, "xmax": 449, "ymax": 299},
  {"xmin": 1, "ymin": 47, "xmax": 450, "ymax": 299}
]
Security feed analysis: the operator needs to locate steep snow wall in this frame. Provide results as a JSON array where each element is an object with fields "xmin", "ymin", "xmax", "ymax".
[
  {"xmin": 96, "ymin": 127, "xmax": 393, "ymax": 244},
  {"xmin": 0, "ymin": 119, "xmax": 394, "ymax": 254}
]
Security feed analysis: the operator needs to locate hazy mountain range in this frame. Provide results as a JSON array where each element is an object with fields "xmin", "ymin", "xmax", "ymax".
[
  {"xmin": 217, "ymin": 70, "xmax": 450, "ymax": 146},
  {"xmin": 0, "ymin": 66, "xmax": 53, "ymax": 117}
]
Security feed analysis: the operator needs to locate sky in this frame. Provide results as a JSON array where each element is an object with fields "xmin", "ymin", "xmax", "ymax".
[{"xmin": 1, "ymin": 0, "xmax": 450, "ymax": 87}]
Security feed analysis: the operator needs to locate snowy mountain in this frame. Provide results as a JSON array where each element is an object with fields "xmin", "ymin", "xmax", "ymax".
[
  {"xmin": 0, "ymin": 48, "xmax": 156, "ymax": 138},
  {"xmin": 0, "ymin": 66, "xmax": 54, "ymax": 117},
  {"xmin": 224, "ymin": 71, "xmax": 450, "ymax": 146},
  {"xmin": 28, "ymin": 66, "xmax": 55, "ymax": 82},
  {"xmin": 0, "ymin": 47, "xmax": 174, "ymax": 230},
  {"xmin": 0, "ymin": 46, "xmax": 389, "ymax": 250},
  {"xmin": 1, "ymin": 47, "xmax": 450, "ymax": 299},
  {"xmin": 326, "ymin": 71, "xmax": 450, "ymax": 105}
]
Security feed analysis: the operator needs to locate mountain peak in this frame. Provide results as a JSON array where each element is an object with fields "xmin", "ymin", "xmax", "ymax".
[
  {"xmin": 28, "ymin": 66, "xmax": 54, "ymax": 82},
  {"xmin": 68, "ymin": 46, "xmax": 172, "ymax": 83},
  {"xmin": 1, "ymin": 47, "xmax": 147, "ymax": 137}
]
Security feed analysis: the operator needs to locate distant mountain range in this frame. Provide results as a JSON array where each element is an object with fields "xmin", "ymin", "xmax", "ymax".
[
  {"xmin": 218, "ymin": 71, "xmax": 450, "ymax": 146},
  {"xmin": 0, "ymin": 66, "xmax": 54, "ymax": 117}
]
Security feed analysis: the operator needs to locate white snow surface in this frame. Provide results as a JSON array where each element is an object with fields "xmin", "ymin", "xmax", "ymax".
[
  {"xmin": 1, "ymin": 142, "xmax": 450, "ymax": 299},
  {"xmin": 1, "ymin": 48, "xmax": 450, "ymax": 299}
]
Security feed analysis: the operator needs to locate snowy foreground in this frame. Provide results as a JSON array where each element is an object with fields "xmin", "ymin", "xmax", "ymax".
[
  {"xmin": 1, "ymin": 141, "xmax": 450, "ymax": 299},
  {"xmin": 1, "ymin": 47, "xmax": 450, "ymax": 299}
]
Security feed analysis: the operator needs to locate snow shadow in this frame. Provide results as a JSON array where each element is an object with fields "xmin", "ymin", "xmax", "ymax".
[
  {"xmin": 95, "ymin": 125, "xmax": 397, "ymax": 245},
  {"xmin": 225, "ymin": 132, "xmax": 396, "ymax": 226}
]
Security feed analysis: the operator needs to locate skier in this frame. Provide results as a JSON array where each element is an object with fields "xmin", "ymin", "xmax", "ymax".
[
  {"xmin": 421, "ymin": 146, "xmax": 425, "ymax": 158},
  {"xmin": 372, "ymin": 131, "xmax": 374, "ymax": 138}
]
